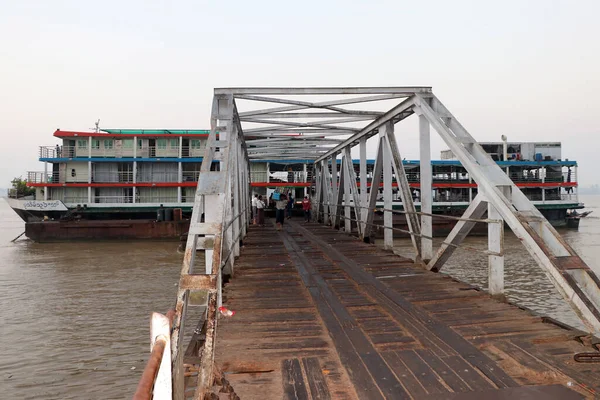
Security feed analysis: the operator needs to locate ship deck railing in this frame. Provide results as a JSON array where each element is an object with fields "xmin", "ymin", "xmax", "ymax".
[{"xmin": 39, "ymin": 145, "xmax": 210, "ymax": 160}]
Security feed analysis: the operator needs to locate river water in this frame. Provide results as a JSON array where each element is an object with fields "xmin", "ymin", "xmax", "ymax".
[{"xmin": 1, "ymin": 196, "xmax": 600, "ymax": 399}]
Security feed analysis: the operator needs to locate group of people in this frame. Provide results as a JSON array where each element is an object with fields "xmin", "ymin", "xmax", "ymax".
[{"xmin": 251, "ymin": 192, "xmax": 312, "ymax": 228}]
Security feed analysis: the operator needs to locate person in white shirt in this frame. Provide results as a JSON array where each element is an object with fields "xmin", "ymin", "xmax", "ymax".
[
  {"xmin": 256, "ymin": 195, "xmax": 266, "ymax": 226},
  {"xmin": 251, "ymin": 194, "xmax": 258, "ymax": 225}
]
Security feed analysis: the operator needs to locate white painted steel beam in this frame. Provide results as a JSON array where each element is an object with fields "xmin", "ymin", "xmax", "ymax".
[
  {"xmin": 241, "ymin": 116, "xmax": 375, "ymax": 125},
  {"xmin": 331, "ymin": 154, "xmax": 338, "ymax": 226},
  {"xmin": 238, "ymin": 93, "xmax": 416, "ymax": 117},
  {"xmin": 322, "ymin": 159, "xmax": 331, "ymax": 224},
  {"xmin": 418, "ymin": 114, "xmax": 433, "ymax": 261},
  {"xmin": 343, "ymin": 147, "xmax": 363, "ymax": 238},
  {"xmin": 381, "ymin": 125, "xmax": 393, "ymax": 250},
  {"xmin": 363, "ymin": 137, "xmax": 383, "ymax": 240},
  {"xmin": 243, "ymin": 123, "xmax": 359, "ymax": 134},
  {"xmin": 316, "ymin": 96, "xmax": 416, "ymax": 162},
  {"xmin": 359, "ymin": 138, "xmax": 368, "ymax": 235},
  {"xmin": 241, "ymin": 112, "xmax": 382, "ymax": 119},
  {"xmin": 244, "ymin": 130, "xmax": 356, "ymax": 137},
  {"xmin": 235, "ymin": 94, "xmax": 391, "ymax": 117},
  {"xmin": 488, "ymin": 203, "xmax": 504, "ymax": 296},
  {"xmin": 246, "ymin": 138, "xmax": 344, "ymax": 145},
  {"xmin": 247, "ymin": 146, "xmax": 335, "ymax": 153},
  {"xmin": 427, "ymin": 194, "xmax": 488, "ymax": 272},
  {"xmin": 343, "ymin": 154, "xmax": 352, "ymax": 232},
  {"xmin": 415, "ymin": 93, "xmax": 600, "ymax": 333},
  {"xmin": 332, "ymin": 156, "xmax": 345, "ymax": 229},
  {"xmin": 383, "ymin": 123, "xmax": 421, "ymax": 258},
  {"xmin": 216, "ymin": 87, "xmax": 433, "ymax": 95}
]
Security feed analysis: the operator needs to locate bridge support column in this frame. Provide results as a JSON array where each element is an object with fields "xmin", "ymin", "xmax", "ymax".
[
  {"xmin": 380, "ymin": 124, "xmax": 393, "ymax": 250},
  {"xmin": 419, "ymin": 113, "xmax": 433, "ymax": 262},
  {"xmin": 343, "ymin": 154, "xmax": 351, "ymax": 232},
  {"xmin": 488, "ymin": 186, "xmax": 509, "ymax": 296},
  {"xmin": 331, "ymin": 153, "xmax": 338, "ymax": 227},
  {"xmin": 488, "ymin": 202, "xmax": 504, "ymax": 296},
  {"xmin": 323, "ymin": 159, "xmax": 331, "ymax": 225},
  {"xmin": 313, "ymin": 161, "xmax": 323, "ymax": 222},
  {"xmin": 363, "ymin": 137, "xmax": 383, "ymax": 241},
  {"xmin": 359, "ymin": 137, "xmax": 367, "ymax": 234}
]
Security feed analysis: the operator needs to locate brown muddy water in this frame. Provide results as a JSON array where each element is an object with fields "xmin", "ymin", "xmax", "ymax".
[{"xmin": 1, "ymin": 196, "xmax": 600, "ymax": 398}]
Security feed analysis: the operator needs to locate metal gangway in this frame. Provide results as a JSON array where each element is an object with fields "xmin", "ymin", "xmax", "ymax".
[{"xmin": 134, "ymin": 87, "xmax": 600, "ymax": 400}]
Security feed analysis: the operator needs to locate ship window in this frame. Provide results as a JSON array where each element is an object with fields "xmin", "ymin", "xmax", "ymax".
[
  {"xmin": 92, "ymin": 139, "xmax": 100, "ymax": 150},
  {"xmin": 137, "ymin": 139, "xmax": 143, "ymax": 149},
  {"xmin": 71, "ymin": 169, "xmax": 76, "ymax": 177},
  {"xmin": 191, "ymin": 139, "xmax": 202, "ymax": 149},
  {"xmin": 77, "ymin": 140, "xmax": 87, "ymax": 149},
  {"xmin": 104, "ymin": 139, "xmax": 113, "ymax": 149},
  {"xmin": 123, "ymin": 139, "xmax": 133, "ymax": 149},
  {"xmin": 157, "ymin": 139, "xmax": 167, "ymax": 149},
  {"xmin": 170, "ymin": 138, "xmax": 178, "ymax": 148}
]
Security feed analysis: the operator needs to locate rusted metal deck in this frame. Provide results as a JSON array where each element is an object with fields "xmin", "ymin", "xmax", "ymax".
[{"xmin": 205, "ymin": 221, "xmax": 600, "ymax": 399}]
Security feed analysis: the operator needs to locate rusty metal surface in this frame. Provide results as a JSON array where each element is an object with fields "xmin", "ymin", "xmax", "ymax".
[
  {"xmin": 179, "ymin": 274, "xmax": 217, "ymax": 291},
  {"xmin": 25, "ymin": 219, "xmax": 189, "ymax": 242},
  {"xmin": 132, "ymin": 338, "xmax": 167, "ymax": 400},
  {"xmin": 573, "ymin": 352, "xmax": 600, "ymax": 363},
  {"xmin": 553, "ymin": 256, "xmax": 591, "ymax": 271},
  {"xmin": 194, "ymin": 293, "xmax": 218, "ymax": 400}
]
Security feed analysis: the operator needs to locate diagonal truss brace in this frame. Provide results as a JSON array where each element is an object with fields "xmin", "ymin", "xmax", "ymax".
[{"xmin": 414, "ymin": 93, "xmax": 600, "ymax": 334}]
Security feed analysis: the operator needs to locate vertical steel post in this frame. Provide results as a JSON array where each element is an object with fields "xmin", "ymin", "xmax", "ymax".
[
  {"xmin": 313, "ymin": 161, "xmax": 322, "ymax": 222},
  {"xmin": 359, "ymin": 137, "xmax": 368, "ymax": 233},
  {"xmin": 331, "ymin": 153, "xmax": 338, "ymax": 225},
  {"xmin": 232, "ymin": 132, "xmax": 241, "ymax": 260},
  {"xmin": 363, "ymin": 138, "xmax": 384, "ymax": 240},
  {"xmin": 488, "ymin": 203, "xmax": 504, "ymax": 296},
  {"xmin": 419, "ymin": 114, "xmax": 433, "ymax": 261},
  {"xmin": 344, "ymin": 154, "xmax": 351, "ymax": 232},
  {"xmin": 381, "ymin": 125, "xmax": 393, "ymax": 250},
  {"xmin": 323, "ymin": 159, "xmax": 330, "ymax": 224}
]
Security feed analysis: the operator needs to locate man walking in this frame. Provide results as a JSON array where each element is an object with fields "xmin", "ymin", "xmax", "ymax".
[
  {"xmin": 251, "ymin": 194, "xmax": 258, "ymax": 225},
  {"xmin": 302, "ymin": 196, "xmax": 311, "ymax": 223}
]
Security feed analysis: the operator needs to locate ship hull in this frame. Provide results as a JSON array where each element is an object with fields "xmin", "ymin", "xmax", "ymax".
[{"xmin": 24, "ymin": 219, "xmax": 190, "ymax": 242}]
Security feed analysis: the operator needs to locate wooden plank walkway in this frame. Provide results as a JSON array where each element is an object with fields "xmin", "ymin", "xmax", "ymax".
[{"xmin": 209, "ymin": 221, "xmax": 600, "ymax": 399}]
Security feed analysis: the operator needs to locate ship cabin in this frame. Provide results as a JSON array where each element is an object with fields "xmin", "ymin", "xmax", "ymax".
[
  {"xmin": 27, "ymin": 134, "xmax": 579, "ymax": 223},
  {"xmin": 27, "ymin": 129, "xmax": 215, "ymax": 218},
  {"xmin": 247, "ymin": 141, "xmax": 579, "ymax": 224}
]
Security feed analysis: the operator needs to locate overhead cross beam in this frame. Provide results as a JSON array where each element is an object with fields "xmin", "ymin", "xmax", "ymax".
[{"xmin": 238, "ymin": 93, "xmax": 413, "ymax": 118}]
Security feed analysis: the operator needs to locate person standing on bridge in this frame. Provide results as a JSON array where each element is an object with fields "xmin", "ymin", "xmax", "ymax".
[
  {"xmin": 251, "ymin": 194, "xmax": 258, "ymax": 225},
  {"xmin": 275, "ymin": 194, "xmax": 287, "ymax": 230},
  {"xmin": 286, "ymin": 192, "xmax": 294, "ymax": 220},
  {"xmin": 302, "ymin": 196, "xmax": 311, "ymax": 222},
  {"xmin": 256, "ymin": 195, "xmax": 266, "ymax": 226}
]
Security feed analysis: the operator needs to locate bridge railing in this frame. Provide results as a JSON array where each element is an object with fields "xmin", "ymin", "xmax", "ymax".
[
  {"xmin": 133, "ymin": 311, "xmax": 174, "ymax": 400},
  {"xmin": 315, "ymin": 200, "xmax": 504, "ymax": 258},
  {"xmin": 136, "ymin": 93, "xmax": 250, "ymax": 399}
]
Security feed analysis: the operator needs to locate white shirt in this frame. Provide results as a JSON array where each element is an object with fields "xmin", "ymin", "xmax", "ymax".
[
  {"xmin": 256, "ymin": 199, "xmax": 265, "ymax": 209},
  {"xmin": 252, "ymin": 196, "xmax": 258, "ymax": 207}
]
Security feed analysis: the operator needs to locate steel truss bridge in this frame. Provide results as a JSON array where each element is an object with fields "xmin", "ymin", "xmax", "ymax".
[{"xmin": 134, "ymin": 87, "xmax": 600, "ymax": 400}]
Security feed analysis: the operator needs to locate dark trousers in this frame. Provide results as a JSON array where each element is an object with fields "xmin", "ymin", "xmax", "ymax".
[
  {"xmin": 303, "ymin": 210, "xmax": 311, "ymax": 221},
  {"xmin": 276, "ymin": 209, "xmax": 285, "ymax": 224}
]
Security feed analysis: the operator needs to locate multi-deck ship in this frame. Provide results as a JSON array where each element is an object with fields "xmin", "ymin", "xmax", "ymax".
[{"xmin": 6, "ymin": 129, "xmax": 585, "ymax": 241}]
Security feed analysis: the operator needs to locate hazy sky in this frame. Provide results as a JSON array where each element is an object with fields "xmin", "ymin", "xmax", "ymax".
[{"xmin": 1, "ymin": 0, "xmax": 599, "ymax": 186}]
